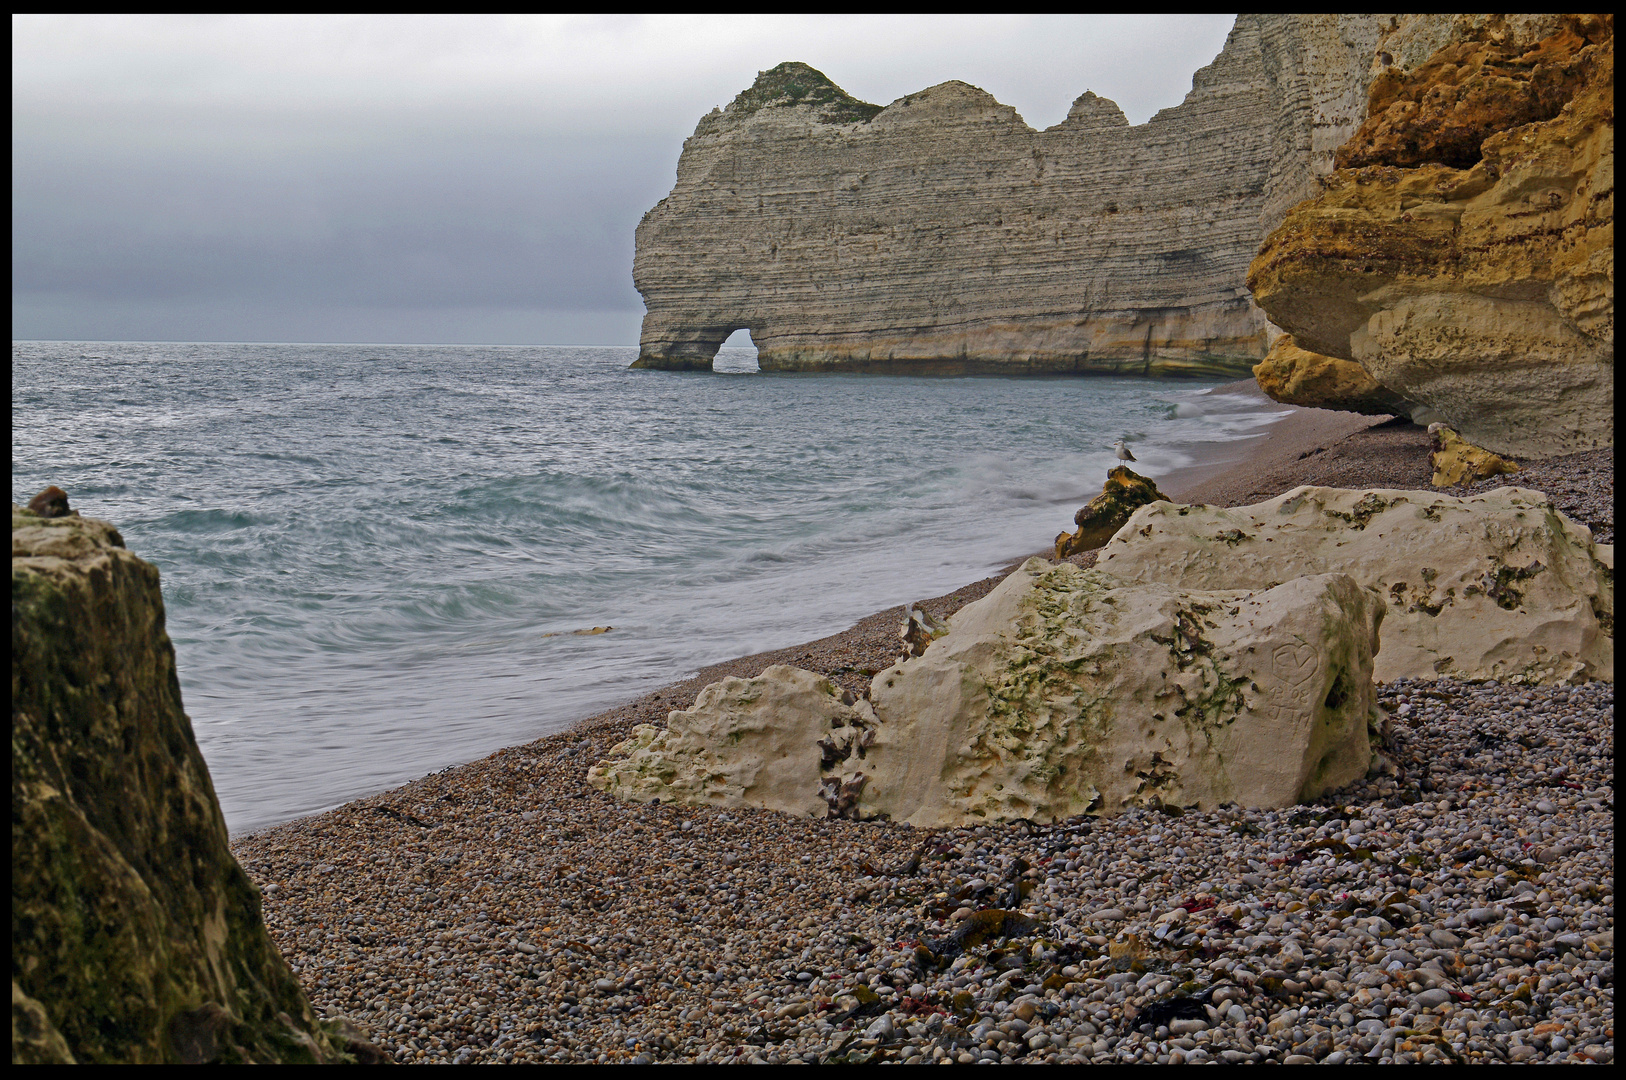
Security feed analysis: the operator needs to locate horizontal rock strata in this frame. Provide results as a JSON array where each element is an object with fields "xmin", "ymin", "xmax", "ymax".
[
  {"xmin": 632, "ymin": 17, "xmax": 1414, "ymax": 375},
  {"xmin": 11, "ymin": 505, "xmax": 374, "ymax": 1063}
]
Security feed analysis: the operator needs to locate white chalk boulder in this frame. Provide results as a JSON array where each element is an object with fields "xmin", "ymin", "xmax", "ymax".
[
  {"xmin": 854, "ymin": 559, "xmax": 1382, "ymax": 826},
  {"xmin": 586, "ymin": 665, "xmax": 876, "ymax": 817},
  {"xmin": 590, "ymin": 559, "xmax": 1384, "ymax": 824},
  {"xmin": 1095, "ymin": 487, "xmax": 1613, "ymax": 685}
]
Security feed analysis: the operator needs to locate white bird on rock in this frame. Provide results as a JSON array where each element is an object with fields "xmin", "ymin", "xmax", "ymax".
[{"xmin": 1113, "ymin": 440, "xmax": 1137, "ymax": 462}]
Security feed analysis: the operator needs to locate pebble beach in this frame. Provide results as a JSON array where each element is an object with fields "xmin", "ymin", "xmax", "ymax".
[{"xmin": 231, "ymin": 397, "xmax": 1614, "ymax": 1065}]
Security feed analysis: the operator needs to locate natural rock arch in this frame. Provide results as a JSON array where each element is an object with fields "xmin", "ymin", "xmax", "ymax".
[
  {"xmin": 629, "ymin": 320, "xmax": 756, "ymax": 371},
  {"xmin": 630, "ymin": 19, "xmax": 1403, "ymax": 376}
]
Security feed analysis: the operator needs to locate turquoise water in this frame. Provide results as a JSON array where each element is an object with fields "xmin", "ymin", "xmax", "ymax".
[{"xmin": 12, "ymin": 341, "xmax": 1283, "ymax": 833}]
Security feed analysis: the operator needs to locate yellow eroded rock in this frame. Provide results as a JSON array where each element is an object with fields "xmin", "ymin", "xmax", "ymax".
[
  {"xmin": 1055, "ymin": 467, "xmax": 1170, "ymax": 559},
  {"xmin": 1429, "ymin": 425, "xmax": 1521, "ymax": 487},
  {"xmin": 1248, "ymin": 18, "xmax": 1615, "ymax": 458},
  {"xmin": 1252, "ymin": 334, "xmax": 1414, "ymax": 416}
]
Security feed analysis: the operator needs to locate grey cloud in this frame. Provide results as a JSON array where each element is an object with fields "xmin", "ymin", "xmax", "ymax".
[
  {"xmin": 13, "ymin": 120, "xmax": 673, "ymax": 317},
  {"xmin": 12, "ymin": 14, "xmax": 1237, "ymax": 345}
]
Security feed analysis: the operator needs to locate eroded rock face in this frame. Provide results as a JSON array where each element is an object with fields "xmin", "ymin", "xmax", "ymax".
[
  {"xmin": 591, "ymin": 561, "xmax": 1383, "ymax": 825},
  {"xmin": 1251, "ymin": 334, "xmax": 1417, "ymax": 417},
  {"xmin": 587, "ymin": 665, "xmax": 874, "ymax": 818},
  {"xmin": 1341, "ymin": 14, "xmax": 1598, "ymax": 171},
  {"xmin": 1095, "ymin": 486, "xmax": 1614, "ymax": 685},
  {"xmin": 632, "ymin": 18, "xmax": 1411, "ymax": 375},
  {"xmin": 1055, "ymin": 467, "xmax": 1171, "ymax": 559},
  {"xmin": 11, "ymin": 506, "xmax": 372, "ymax": 1064},
  {"xmin": 1249, "ymin": 16, "xmax": 1614, "ymax": 457},
  {"xmin": 1429, "ymin": 425, "xmax": 1521, "ymax": 487}
]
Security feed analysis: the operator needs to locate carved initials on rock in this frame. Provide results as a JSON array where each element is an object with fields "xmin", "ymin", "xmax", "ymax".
[
  {"xmin": 1272, "ymin": 643, "xmax": 1319, "ymax": 686},
  {"xmin": 1264, "ymin": 703, "xmax": 1312, "ymax": 730}
]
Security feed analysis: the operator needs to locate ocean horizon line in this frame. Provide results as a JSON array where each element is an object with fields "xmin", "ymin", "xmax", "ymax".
[{"xmin": 10, "ymin": 336, "xmax": 650, "ymax": 349}]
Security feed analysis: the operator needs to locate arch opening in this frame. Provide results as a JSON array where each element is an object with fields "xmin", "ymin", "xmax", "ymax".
[{"xmin": 713, "ymin": 328, "xmax": 761, "ymax": 373}]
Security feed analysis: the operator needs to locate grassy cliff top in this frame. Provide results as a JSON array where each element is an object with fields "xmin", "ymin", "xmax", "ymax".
[{"xmin": 726, "ymin": 61, "xmax": 883, "ymax": 124}]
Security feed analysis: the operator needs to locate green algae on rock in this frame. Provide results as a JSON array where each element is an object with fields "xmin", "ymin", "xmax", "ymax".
[
  {"xmin": 11, "ymin": 503, "xmax": 380, "ymax": 1064},
  {"xmin": 591, "ymin": 558, "xmax": 1383, "ymax": 827}
]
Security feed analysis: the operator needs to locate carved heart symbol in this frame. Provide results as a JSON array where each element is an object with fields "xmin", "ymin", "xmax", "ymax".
[{"xmin": 1273, "ymin": 643, "xmax": 1318, "ymax": 685}]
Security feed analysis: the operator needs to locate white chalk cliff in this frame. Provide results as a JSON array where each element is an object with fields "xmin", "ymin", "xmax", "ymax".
[{"xmin": 631, "ymin": 15, "xmax": 1410, "ymax": 374}]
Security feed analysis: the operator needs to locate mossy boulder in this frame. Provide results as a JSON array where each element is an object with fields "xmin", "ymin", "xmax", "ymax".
[
  {"xmin": 1056, "ymin": 467, "xmax": 1170, "ymax": 559},
  {"xmin": 11, "ymin": 503, "xmax": 380, "ymax": 1063}
]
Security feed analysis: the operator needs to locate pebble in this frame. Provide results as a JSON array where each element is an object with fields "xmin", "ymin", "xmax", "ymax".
[
  {"xmin": 1459, "ymin": 449, "xmax": 1613, "ymax": 544},
  {"xmin": 230, "ymin": 604, "xmax": 1614, "ymax": 1065}
]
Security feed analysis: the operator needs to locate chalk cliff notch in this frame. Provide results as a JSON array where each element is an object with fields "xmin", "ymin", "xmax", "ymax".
[{"xmin": 632, "ymin": 18, "xmax": 1397, "ymax": 375}]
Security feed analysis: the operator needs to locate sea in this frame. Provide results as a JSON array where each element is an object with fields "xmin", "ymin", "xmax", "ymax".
[{"xmin": 12, "ymin": 340, "xmax": 1289, "ymax": 835}]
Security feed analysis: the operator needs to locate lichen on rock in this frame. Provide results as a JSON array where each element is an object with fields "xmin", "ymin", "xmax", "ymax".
[
  {"xmin": 1095, "ymin": 485, "xmax": 1614, "ymax": 685},
  {"xmin": 11, "ymin": 502, "xmax": 379, "ymax": 1064}
]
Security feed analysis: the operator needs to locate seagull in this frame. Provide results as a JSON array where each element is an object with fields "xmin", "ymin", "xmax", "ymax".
[{"xmin": 1113, "ymin": 440, "xmax": 1137, "ymax": 462}]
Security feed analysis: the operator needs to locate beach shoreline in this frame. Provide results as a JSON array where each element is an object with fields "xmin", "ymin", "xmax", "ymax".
[
  {"xmin": 538, "ymin": 386, "xmax": 1416, "ymax": 723},
  {"xmin": 230, "ymin": 396, "xmax": 1615, "ymax": 1065}
]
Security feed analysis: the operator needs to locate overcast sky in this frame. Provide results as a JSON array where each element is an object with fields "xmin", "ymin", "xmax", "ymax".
[{"xmin": 13, "ymin": 14, "xmax": 1238, "ymax": 346}]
